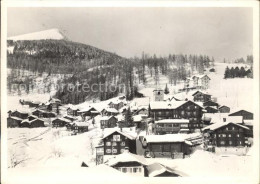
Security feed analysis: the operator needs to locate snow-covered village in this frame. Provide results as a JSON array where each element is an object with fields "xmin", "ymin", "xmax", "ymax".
[{"xmin": 2, "ymin": 5, "xmax": 259, "ymax": 184}]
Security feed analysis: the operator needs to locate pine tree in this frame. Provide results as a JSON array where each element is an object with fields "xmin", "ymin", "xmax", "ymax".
[
  {"xmin": 124, "ymin": 107, "xmax": 133, "ymax": 127},
  {"xmin": 164, "ymin": 83, "xmax": 169, "ymax": 94},
  {"xmin": 230, "ymin": 67, "xmax": 235, "ymax": 78},
  {"xmin": 224, "ymin": 67, "xmax": 230, "ymax": 79}
]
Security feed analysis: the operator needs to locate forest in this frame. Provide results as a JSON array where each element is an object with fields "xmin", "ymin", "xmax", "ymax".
[{"xmin": 7, "ymin": 39, "xmax": 215, "ymax": 104}]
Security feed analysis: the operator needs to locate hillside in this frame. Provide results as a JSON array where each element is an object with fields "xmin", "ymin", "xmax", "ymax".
[{"xmin": 8, "ymin": 28, "xmax": 67, "ymax": 41}]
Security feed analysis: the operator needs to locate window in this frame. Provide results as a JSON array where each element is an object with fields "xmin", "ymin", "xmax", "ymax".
[
  {"xmin": 228, "ymin": 134, "xmax": 231, "ymax": 137},
  {"xmin": 133, "ymin": 168, "xmax": 138, "ymax": 173},
  {"xmin": 229, "ymin": 141, "xmax": 232, "ymax": 145},
  {"xmin": 113, "ymin": 135, "xmax": 121, "ymax": 142},
  {"xmin": 122, "ymin": 168, "xmax": 127, "ymax": 173},
  {"xmin": 106, "ymin": 142, "xmax": 111, "ymax": 146},
  {"xmin": 222, "ymin": 134, "xmax": 226, "ymax": 137},
  {"xmin": 121, "ymin": 142, "xmax": 125, "ymax": 146},
  {"xmin": 237, "ymin": 134, "xmax": 240, "ymax": 137},
  {"xmin": 112, "ymin": 142, "xmax": 117, "ymax": 146},
  {"xmin": 106, "ymin": 149, "xmax": 111, "ymax": 153},
  {"xmin": 232, "ymin": 127, "xmax": 235, "ymax": 130},
  {"xmin": 112, "ymin": 149, "xmax": 117, "ymax": 154},
  {"xmin": 220, "ymin": 141, "xmax": 225, "ymax": 145},
  {"xmin": 226, "ymin": 127, "xmax": 228, "ymax": 130},
  {"xmin": 120, "ymin": 149, "xmax": 125, "ymax": 153},
  {"xmin": 139, "ymin": 168, "xmax": 142, "ymax": 172}
]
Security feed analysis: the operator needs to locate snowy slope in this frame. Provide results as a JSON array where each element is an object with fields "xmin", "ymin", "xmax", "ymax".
[{"xmin": 8, "ymin": 28, "xmax": 66, "ymax": 41}]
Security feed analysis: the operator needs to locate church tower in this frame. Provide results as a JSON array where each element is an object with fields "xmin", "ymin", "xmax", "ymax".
[{"xmin": 153, "ymin": 89, "xmax": 164, "ymax": 101}]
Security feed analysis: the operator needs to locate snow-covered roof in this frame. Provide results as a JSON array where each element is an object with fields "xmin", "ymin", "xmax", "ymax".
[
  {"xmin": 53, "ymin": 117, "xmax": 71, "ymax": 123},
  {"xmin": 202, "ymin": 113, "xmax": 229, "ymax": 123},
  {"xmin": 103, "ymin": 129, "xmax": 137, "ymax": 140},
  {"xmin": 145, "ymin": 133, "xmax": 200, "ymax": 143},
  {"xmin": 150, "ymin": 100, "xmax": 203, "ymax": 110},
  {"xmin": 202, "ymin": 122, "xmax": 249, "ymax": 131},
  {"xmin": 28, "ymin": 115, "xmax": 38, "ymax": 119},
  {"xmin": 133, "ymin": 115, "xmax": 143, "ymax": 122},
  {"xmin": 8, "ymin": 116, "xmax": 23, "ymax": 121},
  {"xmin": 155, "ymin": 119, "xmax": 189, "ymax": 124},
  {"xmin": 149, "ymin": 101, "xmax": 187, "ymax": 110},
  {"xmin": 30, "ymin": 118, "xmax": 44, "ymax": 123},
  {"xmin": 100, "ymin": 116, "xmax": 117, "ymax": 121},
  {"xmin": 73, "ymin": 121, "xmax": 89, "ymax": 127},
  {"xmin": 104, "ymin": 108, "xmax": 119, "ymax": 113},
  {"xmin": 105, "ymin": 151, "xmax": 148, "ymax": 166},
  {"xmin": 147, "ymin": 163, "xmax": 187, "ymax": 177}
]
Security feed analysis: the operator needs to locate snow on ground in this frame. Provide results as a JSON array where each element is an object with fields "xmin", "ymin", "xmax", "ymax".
[
  {"xmin": 207, "ymin": 63, "xmax": 253, "ymax": 112},
  {"xmin": 146, "ymin": 149, "xmax": 254, "ymax": 178},
  {"xmin": 8, "ymin": 28, "xmax": 66, "ymax": 41}
]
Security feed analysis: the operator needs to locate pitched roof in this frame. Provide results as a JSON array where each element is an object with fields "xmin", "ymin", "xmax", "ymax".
[
  {"xmin": 229, "ymin": 109, "xmax": 253, "ymax": 116},
  {"xmin": 102, "ymin": 129, "xmax": 137, "ymax": 140},
  {"xmin": 8, "ymin": 116, "xmax": 23, "ymax": 121},
  {"xmin": 73, "ymin": 121, "xmax": 89, "ymax": 127},
  {"xmin": 104, "ymin": 108, "xmax": 119, "ymax": 113},
  {"xmin": 53, "ymin": 117, "xmax": 71, "ymax": 123},
  {"xmin": 105, "ymin": 152, "xmax": 148, "ymax": 166},
  {"xmin": 155, "ymin": 119, "xmax": 189, "ymax": 124},
  {"xmin": 100, "ymin": 116, "xmax": 117, "ymax": 121},
  {"xmin": 147, "ymin": 163, "xmax": 187, "ymax": 177},
  {"xmin": 149, "ymin": 100, "xmax": 203, "ymax": 110},
  {"xmin": 202, "ymin": 122, "xmax": 249, "ymax": 131},
  {"xmin": 192, "ymin": 90, "xmax": 211, "ymax": 97}
]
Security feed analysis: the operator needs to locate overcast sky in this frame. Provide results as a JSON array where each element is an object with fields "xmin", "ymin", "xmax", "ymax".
[{"xmin": 8, "ymin": 7, "xmax": 252, "ymax": 61}]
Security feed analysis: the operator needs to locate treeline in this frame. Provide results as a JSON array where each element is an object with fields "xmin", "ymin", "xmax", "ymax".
[
  {"xmin": 224, "ymin": 66, "xmax": 252, "ymax": 79},
  {"xmin": 132, "ymin": 53, "xmax": 215, "ymax": 86},
  {"xmin": 7, "ymin": 39, "xmax": 215, "ymax": 104}
]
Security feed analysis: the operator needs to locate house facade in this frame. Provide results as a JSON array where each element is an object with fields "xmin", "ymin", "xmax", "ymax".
[
  {"xmin": 154, "ymin": 119, "xmax": 190, "ymax": 134},
  {"xmin": 67, "ymin": 107, "xmax": 80, "ymax": 116},
  {"xmin": 7, "ymin": 117, "xmax": 22, "ymax": 127},
  {"xmin": 203, "ymin": 122, "xmax": 249, "ymax": 148},
  {"xmin": 149, "ymin": 100, "xmax": 203, "ymax": 131},
  {"xmin": 218, "ymin": 105, "xmax": 230, "ymax": 113},
  {"xmin": 142, "ymin": 134, "xmax": 193, "ymax": 159},
  {"xmin": 52, "ymin": 118, "xmax": 71, "ymax": 127},
  {"xmin": 100, "ymin": 116, "xmax": 118, "ymax": 129},
  {"xmin": 192, "ymin": 91, "xmax": 211, "ymax": 102},
  {"xmin": 229, "ymin": 110, "xmax": 253, "ymax": 120},
  {"xmin": 102, "ymin": 130, "xmax": 137, "ymax": 155}
]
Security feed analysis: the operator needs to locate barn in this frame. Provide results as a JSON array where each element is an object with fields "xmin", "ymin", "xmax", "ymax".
[{"xmin": 7, "ymin": 116, "xmax": 22, "ymax": 128}]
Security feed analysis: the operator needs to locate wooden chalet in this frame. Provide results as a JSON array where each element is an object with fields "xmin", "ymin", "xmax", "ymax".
[
  {"xmin": 154, "ymin": 119, "xmax": 190, "ymax": 135},
  {"xmin": 105, "ymin": 151, "xmax": 148, "ymax": 176},
  {"xmin": 102, "ymin": 130, "xmax": 137, "ymax": 155},
  {"xmin": 20, "ymin": 119, "xmax": 30, "ymax": 128},
  {"xmin": 30, "ymin": 119, "xmax": 45, "ymax": 128},
  {"xmin": 79, "ymin": 107, "xmax": 100, "ymax": 118},
  {"xmin": 202, "ymin": 122, "xmax": 249, "ymax": 148},
  {"xmin": 149, "ymin": 100, "xmax": 203, "ymax": 131},
  {"xmin": 100, "ymin": 116, "xmax": 118, "ymax": 129},
  {"xmin": 72, "ymin": 122, "xmax": 88, "ymax": 133},
  {"xmin": 192, "ymin": 91, "xmax": 211, "ymax": 102},
  {"xmin": 203, "ymin": 100, "xmax": 219, "ymax": 108},
  {"xmin": 32, "ymin": 109, "xmax": 56, "ymax": 118},
  {"xmin": 28, "ymin": 101, "xmax": 41, "ymax": 108},
  {"xmin": 101, "ymin": 108, "xmax": 119, "ymax": 116},
  {"xmin": 218, "ymin": 105, "xmax": 230, "ymax": 113},
  {"xmin": 52, "ymin": 118, "xmax": 71, "ymax": 128},
  {"xmin": 67, "ymin": 107, "xmax": 80, "ymax": 116},
  {"xmin": 229, "ymin": 110, "xmax": 253, "ymax": 120},
  {"xmin": 204, "ymin": 106, "xmax": 219, "ymax": 113},
  {"xmin": 63, "ymin": 115, "xmax": 77, "ymax": 122},
  {"xmin": 10, "ymin": 110, "xmax": 28, "ymax": 119},
  {"xmin": 142, "ymin": 134, "xmax": 197, "ymax": 159},
  {"xmin": 108, "ymin": 100, "xmax": 125, "ymax": 111},
  {"xmin": 7, "ymin": 116, "xmax": 22, "ymax": 128}
]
